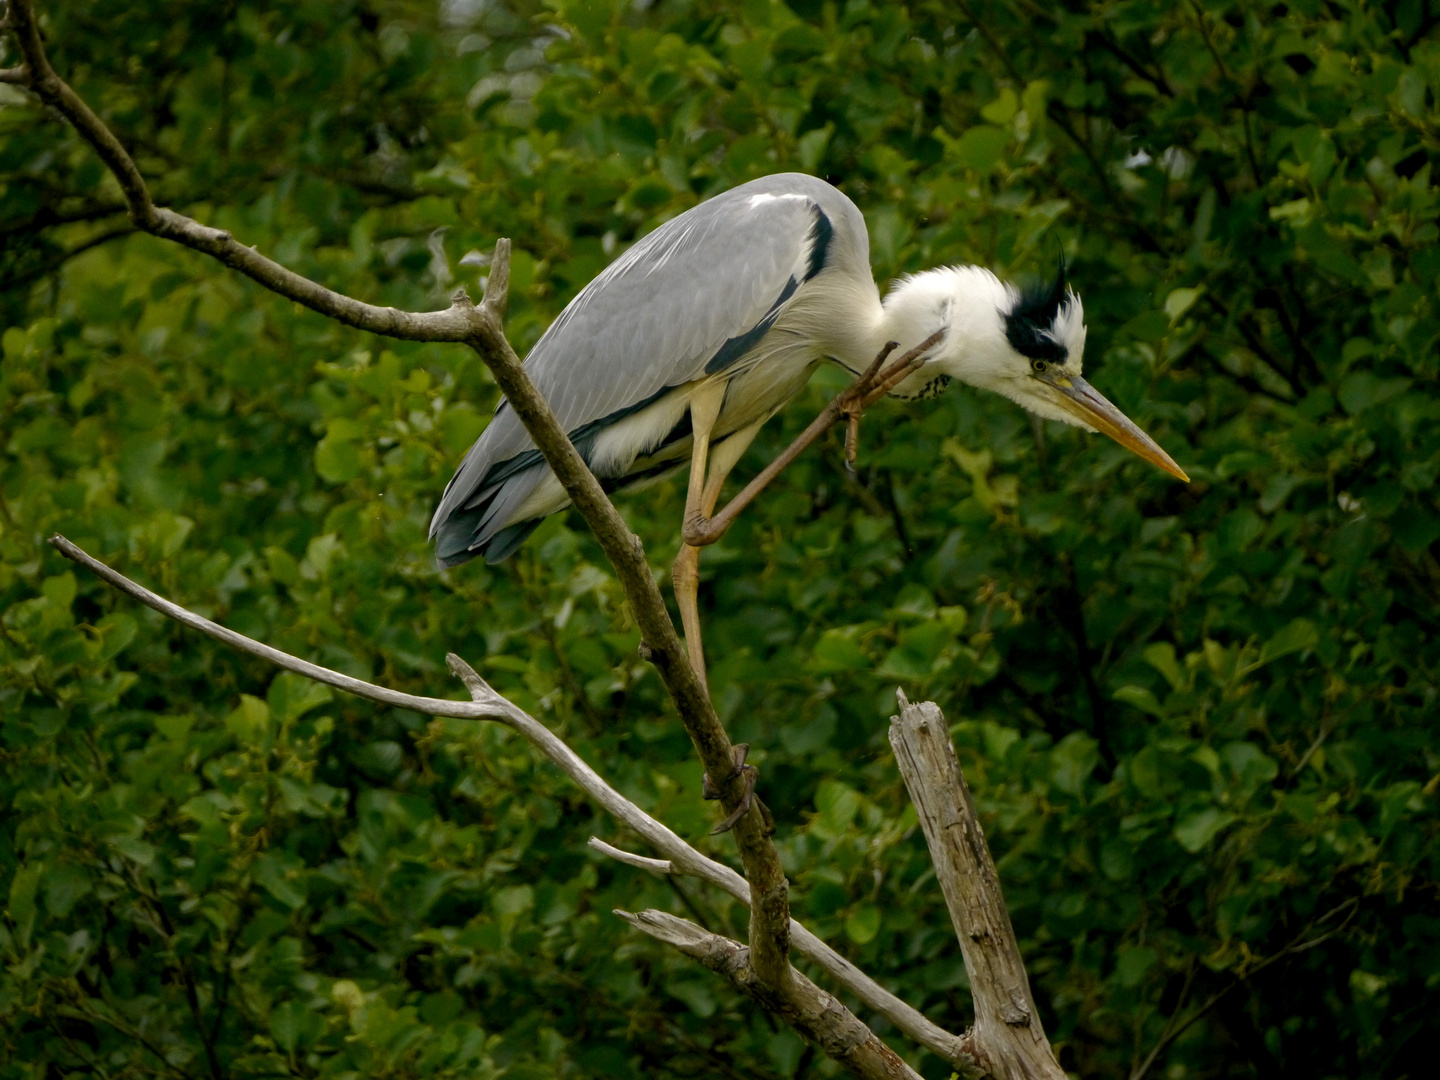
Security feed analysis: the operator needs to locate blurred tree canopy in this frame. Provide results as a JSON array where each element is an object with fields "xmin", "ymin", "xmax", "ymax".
[{"xmin": 2, "ymin": 0, "xmax": 1437, "ymax": 1077}]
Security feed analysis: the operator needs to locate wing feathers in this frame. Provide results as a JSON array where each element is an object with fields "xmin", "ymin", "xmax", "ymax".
[{"xmin": 430, "ymin": 174, "xmax": 857, "ymax": 562}]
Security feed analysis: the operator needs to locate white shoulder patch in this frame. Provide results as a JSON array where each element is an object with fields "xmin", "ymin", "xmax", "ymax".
[{"xmin": 748, "ymin": 192, "xmax": 811, "ymax": 208}]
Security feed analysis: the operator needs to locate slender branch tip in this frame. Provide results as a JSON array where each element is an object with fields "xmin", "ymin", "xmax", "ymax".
[
  {"xmin": 483, "ymin": 237, "xmax": 511, "ymax": 315},
  {"xmin": 445, "ymin": 652, "xmax": 495, "ymax": 698},
  {"xmin": 589, "ymin": 837, "xmax": 674, "ymax": 875}
]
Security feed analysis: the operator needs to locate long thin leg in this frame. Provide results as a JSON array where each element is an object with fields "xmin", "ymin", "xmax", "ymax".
[
  {"xmin": 682, "ymin": 330, "xmax": 943, "ymax": 549},
  {"xmin": 672, "ymin": 382, "xmax": 727, "ymax": 689}
]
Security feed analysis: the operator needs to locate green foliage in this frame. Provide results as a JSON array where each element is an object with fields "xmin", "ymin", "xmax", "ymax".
[{"xmin": 3, "ymin": 1, "xmax": 1438, "ymax": 1077}]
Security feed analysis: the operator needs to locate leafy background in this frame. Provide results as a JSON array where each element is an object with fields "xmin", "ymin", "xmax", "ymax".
[{"xmin": 2, "ymin": 1, "xmax": 1437, "ymax": 1077}]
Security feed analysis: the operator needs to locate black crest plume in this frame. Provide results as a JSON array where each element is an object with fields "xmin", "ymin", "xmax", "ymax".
[{"xmin": 1004, "ymin": 249, "xmax": 1069, "ymax": 364}]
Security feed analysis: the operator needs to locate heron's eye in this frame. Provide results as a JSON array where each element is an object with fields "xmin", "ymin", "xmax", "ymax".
[{"xmin": 1031, "ymin": 359, "xmax": 1047, "ymax": 374}]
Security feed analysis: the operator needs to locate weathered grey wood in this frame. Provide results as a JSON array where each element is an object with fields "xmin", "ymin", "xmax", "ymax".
[
  {"xmin": 617, "ymin": 910, "xmax": 928, "ymax": 1080},
  {"xmin": 48, "ymin": 534, "xmax": 974, "ymax": 1073},
  {"xmin": 889, "ymin": 693, "xmax": 1067, "ymax": 1080}
]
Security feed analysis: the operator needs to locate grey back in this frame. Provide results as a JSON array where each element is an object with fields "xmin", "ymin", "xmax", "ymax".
[{"xmin": 430, "ymin": 173, "xmax": 868, "ymax": 564}]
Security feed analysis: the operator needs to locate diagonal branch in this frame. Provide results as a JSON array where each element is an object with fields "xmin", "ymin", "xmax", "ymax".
[
  {"xmin": 616, "ymin": 910, "xmax": 926, "ymax": 1080},
  {"xmin": 50, "ymin": 535, "xmax": 976, "ymax": 1073},
  {"xmin": 7, "ymin": 0, "xmax": 788, "ymax": 990},
  {"xmin": 48, "ymin": 534, "xmax": 514, "ymax": 720}
]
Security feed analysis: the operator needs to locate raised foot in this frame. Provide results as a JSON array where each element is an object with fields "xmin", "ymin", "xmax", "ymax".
[
  {"xmin": 702, "ymin": 743, "xmax": 774, "ymax": 835},
  {"xmin": 681, "ymin": 508, "xmax": 722, "ymax": 548}
]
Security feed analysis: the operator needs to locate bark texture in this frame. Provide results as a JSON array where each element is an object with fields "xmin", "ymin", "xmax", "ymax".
[{"xmin": 889, "ymin": 693, "xmax": 1067, "ymax": 1080}]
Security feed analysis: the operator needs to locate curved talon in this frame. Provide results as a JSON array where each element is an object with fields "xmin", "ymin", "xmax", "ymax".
[
  {"xmin": 756, "ymin": 793, "xmax": 776, "ymax": 836},
  {"xmin": 710, "ymin": 765, "xmax": 758, "ymax": 834},
  {"xmin": 844, "ymin": 409, "xmax": 863, "ymax": 470},
  {"xmin": 702, "ymin": 743, "xmax": 762, "ymax": 833}
]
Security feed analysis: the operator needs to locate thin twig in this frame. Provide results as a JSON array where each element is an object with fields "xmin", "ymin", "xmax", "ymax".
[
  {"xmin": 1129, "ymin": 897, "xmax": 1360, "ymax": 1080},
  {"xmin": 51, "ymin": 535, "xmax": 974, "ymax": 1071},
  {"xmin": 48, "ymin": 535, "xmax": 514, "ymax": 720},
  {"xmin": 588, "ymin": 837, "xmax": 673, "ymax": 875}
]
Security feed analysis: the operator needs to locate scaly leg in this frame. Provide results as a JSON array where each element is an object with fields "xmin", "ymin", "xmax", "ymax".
[
  {"xmin": 673, "ymin": 416, "xmax": 765, "ymax": 691},
  {"xmin": 672, "ymin": 382, "xmax": 727, "ymax": 690}
]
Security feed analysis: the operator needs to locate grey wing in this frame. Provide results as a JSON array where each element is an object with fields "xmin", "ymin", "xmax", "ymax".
[{"xmin": 431, "ymin": 173, "xmax": 855, "ymax": 564}]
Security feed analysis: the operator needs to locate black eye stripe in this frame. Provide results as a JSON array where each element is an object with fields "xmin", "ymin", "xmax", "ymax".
[{"xmin": 1007, "ymin": 322, "xmax": 1067, "ymax": 363}]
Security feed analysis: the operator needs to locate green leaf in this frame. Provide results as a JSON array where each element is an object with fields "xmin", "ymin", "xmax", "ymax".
[
  {"xmin": 1164, "ymin": 287, "xmax": 1203, "ymax": 324},
  {"xmin": 980, "ymin": 88, "xmax": 1019, "ymax": 124},
  {"xmin": 1257, "ymin": 619, "xmax": 1319, "ymax": 667},
  {"xmin": 494, "ymin": 884, "xmax": 534, "ymax": 916},
  {"xmin": 666, "ymin": 979, "xmax": 717, "ymax": 1018},
  {"xmin": 844, "ymin": 903, "xmax": 881, "ymax": 944},
  {"xmin": 43, "ymin": 864, "xmax": 91, "ymax": 918},
  {"xmin": 1174, "ymin": 809, "xmax": 1238, "ymax": 853},
  {"xmin": 110, "ymin": 837, "xmax": 156, "ymax": 865},
  {"xmin": 1051, "ymin": 732, "xmax": 1100, "ymax": 796},
  {"xmin": 225, "ymin": 694, "xmax": 272, "ymax": 744},
  {"xmin": 93, "ymin": 613, "xmax": 138, "ymax": 662},
  {"xmin": 1114, "ymin": 686, "xmax": 1164, "ymax": 717},
  {"xmin": 815, "ymin": 781, "xmax": 860, "ymax": 833},
  {"xmin": 155, "ymin": 714, "xmax": 195, "ymax": 740},
  {"xmin": 811, "ymin": 627, "xmax": 870, "ymax": 673},
  {"xmin": 315, "ymin": 433, "xmax": 363, "ymax": 483},
  {"xmin": 254, "ymin": 852, "xmax": 307, "ymax": 910},
  {"xmin": 7, "ymin": 863, "xmax": 43, "ymax": 950},
  {"xmin": 798, "ymin": 124, "xmax": 833, "ymax": 172},
  {"xmin": 951, "ymin": 124, "xmax": 1009, "ymax": 171},
  {"xmin": 1142, "ymin": 643, "xmax": 1184, "ymax": 691},
  {"xmin": 1337, "ymin": 372, "xmax": 1411, "ymax": 415},
  {"xmin": 1115, "ymin": 946, "xmax": 1157, "ymax": 987},
  {"xmin": 270, "ymin": 1000, "xmax": 325, "ymax": 1054},
  {"xmin": 267, "ymin": 673, "xmax": 334, "ymax": 724}
]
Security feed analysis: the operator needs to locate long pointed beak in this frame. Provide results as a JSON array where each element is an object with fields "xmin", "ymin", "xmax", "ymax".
[{"xmin": 1041, "ymin": 374, "xmax": 1189, "ymax": 482}]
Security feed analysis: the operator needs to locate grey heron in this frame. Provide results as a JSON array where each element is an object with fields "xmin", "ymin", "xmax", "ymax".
[{"xmin": 431, "ymin": 172, "xmax": 1186, "ymax": 688}]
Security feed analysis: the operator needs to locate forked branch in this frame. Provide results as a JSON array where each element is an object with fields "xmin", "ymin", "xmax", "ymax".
[
  {"xmin": 18, "ymin": 7, "xmax": 1061, "ymax": 1075},
  {"xmin": 48, "ymin": 535, "xmax": 975, "ymax": 1075},
  {"xmin": 617, "ymin": 910, "xmax": 924, "ymax": 1080},
  {"xmin": 3, "ymin": 0, "xmax": 786, "ymax": 993}
]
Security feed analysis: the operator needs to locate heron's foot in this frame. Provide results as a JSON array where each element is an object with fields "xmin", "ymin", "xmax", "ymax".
[
  {"xmin": 702, "ymin": 743, "xmax": 774, "ymax": 834},
  {"xmin": 843, "ymin": 404, "xmax": 864, "ymax": 471},
  {"xmin": 701, "ymin": 742, "xmax": 749, "ymax": 800},
  {"xmin": 681, "ymin": 508, "xmax": 722, "ymax": 547},
  {"xmin": 835, "ymin": 344, "xmax": 895, "ymax": 473}
]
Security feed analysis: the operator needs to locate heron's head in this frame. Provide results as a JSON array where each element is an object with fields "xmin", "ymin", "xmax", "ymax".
[{"xmin": 894, "ymin": 257, "xmax": 1188, "ymax": 482}]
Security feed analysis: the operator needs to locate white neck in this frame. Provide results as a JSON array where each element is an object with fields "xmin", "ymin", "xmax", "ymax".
[{"xmin": 874, "ymin": 267, "xmax": 1018, "ymax": 398}]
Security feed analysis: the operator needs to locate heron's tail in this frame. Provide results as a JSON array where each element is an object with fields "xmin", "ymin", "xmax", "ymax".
[{"xmin": 432, "ymin": 506, "xmax": 542, "ymax": 567}]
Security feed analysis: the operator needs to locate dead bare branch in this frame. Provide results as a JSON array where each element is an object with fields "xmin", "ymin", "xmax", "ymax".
[
  {"xmin": 587, "ymin": 837, "xmax": 673, "ymax": 875},
  {"xmin": 50, "ymin": 535, "xmax": 974, "ymax": 1072},
  {"xmin": 617, "ymin": 909, "xmax": 926, "ymax": 1080},
  {"xmin": 890, "ymin": 692, "xmax": 1066, "ymax": 1080}
]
